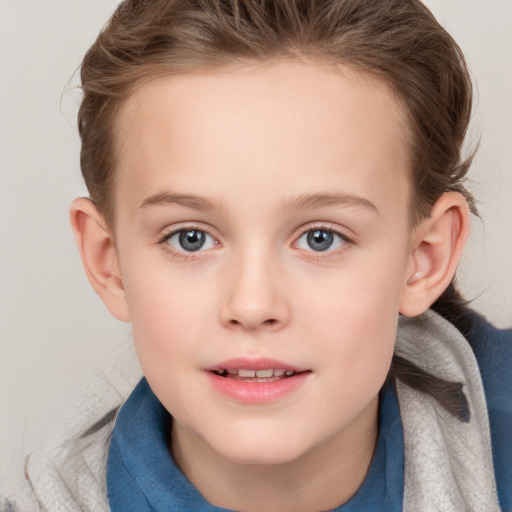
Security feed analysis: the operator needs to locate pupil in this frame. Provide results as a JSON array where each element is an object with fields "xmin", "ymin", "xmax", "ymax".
[
  {"xmin": 307, "ymin": 230, "xmax": 333, "ymax": 251},
  {"xmin": 179, "ymin": 230, "xmax": 205, "ymax": 251}
]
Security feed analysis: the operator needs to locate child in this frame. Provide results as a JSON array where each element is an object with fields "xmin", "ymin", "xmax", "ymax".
[{"xmin": 3, "ymin": 0, "xmax": 511, "ymax": 510}]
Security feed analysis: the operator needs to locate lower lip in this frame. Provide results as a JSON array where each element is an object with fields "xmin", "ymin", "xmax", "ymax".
[{"xmin": 206, "ymin": 372, "xmax": 310, "ymax": 404}]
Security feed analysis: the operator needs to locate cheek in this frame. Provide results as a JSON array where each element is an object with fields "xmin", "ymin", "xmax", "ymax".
[
  {"xmin": 125, "ymin": 277, "xmax": 212, "ymax": 417},
  {"xmin": 308, "ymin": 287, "xmax": 398, "ymax": 376},
  {"xmin": 295, "ymin": 244, "xmax": 407, "ymax": 325},
  {"xmin": 121, "ymin": 264, "xmax": 214, "ymax": 378},
  {"xmin": 124, "ymin": 250, "xmax": 214, "ymax": 327},
  {"xmin": 303, "ymin": 287, "xmax": 398, "ymax": 421},
  {"xmin": 294, "ymin": 247, "xmax": 408, "ymax": 382}
]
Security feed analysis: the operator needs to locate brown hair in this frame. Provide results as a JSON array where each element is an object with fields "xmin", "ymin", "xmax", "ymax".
[
  {"xmin": 78, "ymin": 0, "xmax": 476, "ymax": 419},
  {"xmin": 79, "ymin": 0, "xmax": 475, "ymax": 225}
]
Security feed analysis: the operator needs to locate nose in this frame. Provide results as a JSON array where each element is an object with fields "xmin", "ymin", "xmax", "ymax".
[{"xmin": 219, "ymin": 249, "xmax": 290, "ymax": 332}]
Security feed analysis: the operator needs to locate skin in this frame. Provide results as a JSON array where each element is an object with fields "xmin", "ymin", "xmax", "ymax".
[{"xmin": 71, "ymin": 59, "xmax": 470, "ymax": 511}]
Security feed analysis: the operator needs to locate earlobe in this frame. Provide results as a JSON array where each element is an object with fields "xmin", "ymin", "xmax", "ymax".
[
  {"xmin": 70, "ymin": 198, "xmax": 130, "ymax": 322},
  {"xmin": 399, "ymin": 192, "xmax": 470, "ymax": 317}
]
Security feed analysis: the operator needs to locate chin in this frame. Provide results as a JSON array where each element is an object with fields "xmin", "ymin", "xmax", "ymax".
[
  {"xmin": 223, "ymin": 449, "xmax": 304, "ymax": 467},
  {"xmin": 209, "ymin": 429, "xmax": 310, "ymax": 466}
]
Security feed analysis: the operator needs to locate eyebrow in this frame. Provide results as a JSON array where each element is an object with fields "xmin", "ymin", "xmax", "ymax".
[
  {"xmin": 139, "ymin": 192, "xmax": 219, "ymax": 211},
  {"xmin": 285, "ymin": 192, "xmax": 379, "ymax": 214},
  {"xmin": 139, "ymin": 191, "xmax": 378, "ymax": 214}
]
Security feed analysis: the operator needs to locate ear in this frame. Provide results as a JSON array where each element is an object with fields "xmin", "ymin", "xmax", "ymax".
[
  {"xmin": 70, "ymin": 198, "xmax": 130, "ymax": 322},
  {"xmin": 399, "ymin": 192, "xmax": 470, "ymax": 317}
]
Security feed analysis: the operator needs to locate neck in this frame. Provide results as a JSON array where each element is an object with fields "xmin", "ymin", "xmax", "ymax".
[{"xmin": 170, "ymin": 398, "xmax": 379, "ymax": 512}]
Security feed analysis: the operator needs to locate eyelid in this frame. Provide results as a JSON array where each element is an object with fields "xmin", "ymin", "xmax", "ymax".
[
  {"xmin": 157, "ymin": 221, "xmax": 218, "ymax": 241},
  {"xmin": 157, "ymin": 223, "xmax": 221, "ymax": 253},
  {"xmin": 294, "ymin": 222, "xmax": 353, "ymax": 241},
  {"xmin": 292, "ymin": 223, "xmax": 354, "ymax": 253}
]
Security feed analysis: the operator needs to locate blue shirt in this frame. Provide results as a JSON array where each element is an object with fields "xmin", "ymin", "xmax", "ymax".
[
  {"xmin": 463, "ymin": 312, "xmax": 512, "ymax": 510},
  {"xmin": 107, "ymin": 313, "xmax": 512, "ymax": 511}
]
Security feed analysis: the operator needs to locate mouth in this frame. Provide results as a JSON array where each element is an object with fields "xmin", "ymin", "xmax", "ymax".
[
  {"xmin": 205, "ymin": 358, "xmax": 311, "ymax": 403},
  {"xmin": 210, "ymin": 368, "xmax": 305, "ymax": 382}
]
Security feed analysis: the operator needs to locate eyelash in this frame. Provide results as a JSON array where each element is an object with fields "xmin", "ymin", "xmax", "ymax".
[
  {"xmin": 293, "ymin": 224, "xmax": 352, "ymax": 259},
  {"xmin": 157, "ymin": 224, "xmax": 353, "ymax": 260},
  {"xmin": 157, "ymin": 225, "xmax": 219, "ymax": 261}
]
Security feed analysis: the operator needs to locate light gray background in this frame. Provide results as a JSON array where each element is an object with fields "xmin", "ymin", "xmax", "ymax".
[{"xmin": 1, "ymin": 0, "xmax": 511, "ymax": 489}]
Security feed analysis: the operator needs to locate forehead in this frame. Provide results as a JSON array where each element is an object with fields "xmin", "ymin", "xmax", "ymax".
[{"xmin": 112, "ymin": 60, "xmax": 411, "ymax": 218}]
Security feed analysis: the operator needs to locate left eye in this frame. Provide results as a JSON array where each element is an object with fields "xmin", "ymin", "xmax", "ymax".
[
  {"xmin": 165, "ymin": 229, "xmax": 216, "ymax": 252},
  {"xmin": 296, "ymin": 229, "xmax": 347, "ymax": 252}
]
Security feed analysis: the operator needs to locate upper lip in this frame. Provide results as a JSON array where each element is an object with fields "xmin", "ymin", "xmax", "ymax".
[{"xmin": 205, "ymin": 357, "xmax": 307, "ymax": 373}]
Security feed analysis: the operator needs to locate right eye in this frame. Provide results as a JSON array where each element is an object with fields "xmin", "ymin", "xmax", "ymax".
[
  {"xmin": 295, "ymin": 228, "xmax": 348, "ymax": 253},
  {"xmin": 163, "ymin": 229, "xmax": 217, "ymax": 252}
]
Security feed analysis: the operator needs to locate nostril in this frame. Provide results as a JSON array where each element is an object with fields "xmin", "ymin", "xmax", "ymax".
[{"xmin": 226, "ymin": 317, "xmax": 278, "ymax": 329}]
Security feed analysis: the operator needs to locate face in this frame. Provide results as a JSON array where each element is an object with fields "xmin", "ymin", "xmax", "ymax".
[{"xmin": 111, "ymin": 60, "xmax": 414, "ymax": 467}]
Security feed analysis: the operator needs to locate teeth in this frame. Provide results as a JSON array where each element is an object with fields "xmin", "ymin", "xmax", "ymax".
[
  {"xmin": 218, "ymin": 368, "xmax": 295, "ymax": 378},
  {"xmin": 255, "ymin": 369, "xmax": 273, "ymax": 378},
  {"xmin": 238, "ymin": 369, "xmax": 256, "ymax": 378}
]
